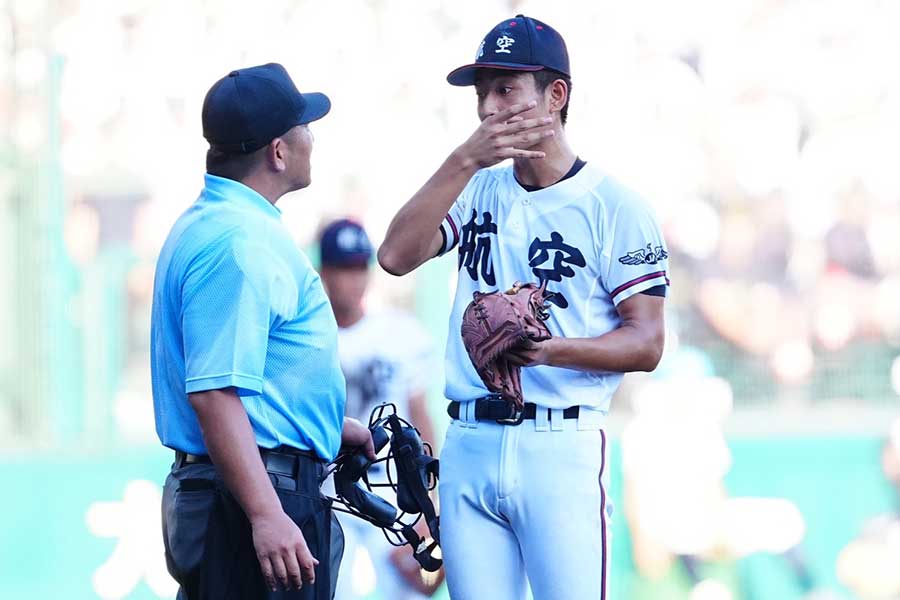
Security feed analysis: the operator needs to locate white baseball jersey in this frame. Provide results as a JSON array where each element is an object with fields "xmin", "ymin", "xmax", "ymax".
[
  {"xmin": 336, "ymin": 310, "xmax": 433, "ymax": 423},
  {"xmin": 438, "ymin": 162, "xmax": 669, "ymax": 411}
]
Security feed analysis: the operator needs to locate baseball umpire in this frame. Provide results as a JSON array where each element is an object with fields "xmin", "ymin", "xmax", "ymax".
[
  {"xmin": 378, "ymin": 16, "xmax": 669, "ymax": 600},
  {"xmin": 151, "ymin": 63, "xmax": 374, "ymax": 600}
]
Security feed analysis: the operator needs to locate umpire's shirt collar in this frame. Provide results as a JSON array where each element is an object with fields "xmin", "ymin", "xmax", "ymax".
[{"xmin": 203, "ymin": 173, "xmax": 282, "ymax": 220}]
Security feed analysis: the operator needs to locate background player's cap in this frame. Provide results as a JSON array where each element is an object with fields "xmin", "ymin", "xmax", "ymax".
[
  {"xmin": 202, "ymin": 62, "xmax": 331, "ymax": 154},
  {"xmin": 447, "ymin": 15, "xmax": 570, "ymax": 87},
  {"xmin": 319, "ymin": 218, "xmax": 374, "ymax": 268}
]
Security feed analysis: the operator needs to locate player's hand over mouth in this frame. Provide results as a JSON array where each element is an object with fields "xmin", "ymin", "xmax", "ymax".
[{"xmin": 455, "ymin": 101, "xmax": 555, "ymax": 169}]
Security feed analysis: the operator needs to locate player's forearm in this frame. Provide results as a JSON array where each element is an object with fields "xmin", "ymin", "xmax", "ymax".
[
  {"xmin": 543, "ymin": 321, "xmax": 664, "ymax": 373},
  {"xmin": 189, "ymin": 388, "xmax": 282, "ymax": 521},
  {"xmin": 378, "ymin": 150, "xmax": 478, "ymax": 276}
]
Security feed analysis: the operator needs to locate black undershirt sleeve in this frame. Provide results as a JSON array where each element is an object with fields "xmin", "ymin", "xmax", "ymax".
[
  {"xmin": 435, "ymin": 225, "xmax": 448, "ymax": 258},
  {"xmin": 639, "ymin": 285, "xmax": 667, "ymax": 297}
]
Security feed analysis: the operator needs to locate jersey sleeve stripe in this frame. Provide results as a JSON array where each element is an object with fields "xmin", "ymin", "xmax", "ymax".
[
  {"xmin": 435, "ymin": 225, "xmax": 448, "ymax": 258},
  {"xmin": 610, "ymin": 270, "xmax": 668, "ymax": 299},
  {"xmin": 446, "ymin": 214, "xmax": 459, "ymax": 247},
  {"xmin": 437, "ymin": 214, "xmax": 460, "ymax": 256}
]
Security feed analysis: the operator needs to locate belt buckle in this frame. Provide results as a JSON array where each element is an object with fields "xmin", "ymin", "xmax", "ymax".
[{"xmin": 495, "ymin": 404, "xmax": 525, "ymax": 426}]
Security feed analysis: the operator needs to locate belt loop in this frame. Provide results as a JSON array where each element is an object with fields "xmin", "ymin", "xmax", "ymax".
[
  {"xmin": 534, "ymin": 405, "xmax": 550, "ymax": 432},
  {"xmin": 457, "ymin": 402, "xmax": 467, "ymax": 428},
  {"xmin": 465, "ymin": 401, "xmax": 478, "ymax": 428},
  {"xmin": 577, "ymin": 406, "xmax": 605, "ymax": 431},
  {"xmin": 550, "ymin": 408, "xmax": 564, "ymax": 431}
]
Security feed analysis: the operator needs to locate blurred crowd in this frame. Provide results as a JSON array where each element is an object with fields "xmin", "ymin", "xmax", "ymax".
[{"xmin": 1, "ymin": 0, "xmax": 899, "ymax": 440}]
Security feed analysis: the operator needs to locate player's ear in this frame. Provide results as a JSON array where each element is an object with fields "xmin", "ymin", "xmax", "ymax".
[{"xmin": 548, "ymin": 78, "xmax": 568, "ymax": 117}]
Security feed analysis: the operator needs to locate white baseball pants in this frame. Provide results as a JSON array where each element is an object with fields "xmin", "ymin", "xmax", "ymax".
[{"xmin": 439, "ymin": 405, "xmax": 611, "ymax": 600}]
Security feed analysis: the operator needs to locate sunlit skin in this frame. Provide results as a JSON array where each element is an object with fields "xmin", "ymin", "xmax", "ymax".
[
  {"xmin": 473, "ymin": 69, "xmax": 575, "ymax": 189},
  {"xmin": 285, "ymin": 124, "xmax": 314, "ymax": 191},
  {"xmin": 475, "ymin": 71, "xmax": 550, "ymax": 121},
  {"xmin": 241, "ymin": 124, "xmax": 315, "ymax": 206}
]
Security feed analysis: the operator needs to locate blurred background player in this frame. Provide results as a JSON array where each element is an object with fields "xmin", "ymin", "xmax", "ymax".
[{"xmin": 318, "ymin": 218, "xmax": 444, "ymax": 600}]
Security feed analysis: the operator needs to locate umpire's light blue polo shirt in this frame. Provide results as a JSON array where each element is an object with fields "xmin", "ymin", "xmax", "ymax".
[{"xmin": 150, "ymin": 174, "xmax": 345, "ymax": 460}]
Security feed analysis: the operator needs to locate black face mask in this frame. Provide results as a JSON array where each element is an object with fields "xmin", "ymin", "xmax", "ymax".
[{"xmin": 327, "ymin": 406, "xmax": 442, "ymax": 572}]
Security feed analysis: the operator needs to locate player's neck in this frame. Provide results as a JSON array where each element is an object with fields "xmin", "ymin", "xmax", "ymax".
[
  {"xmin": 512, "ymin": 131, "xmax": 577, "ymax": 189},
  {"xmin": 334, "ymin": 305, "xmax": 365, "ymax": 329}
]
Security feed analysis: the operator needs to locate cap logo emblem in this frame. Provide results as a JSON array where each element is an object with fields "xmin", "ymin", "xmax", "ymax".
[
  {"xmin": 337, "ymin": 228, "xmax": 366, "ymax": 252},
  {"xmin": 495, "ymin": 35, "xmax": 515, "ymax": 54},
  {"xmin": 477, "ymin": 40, "xmax": 485, "ymax": 59}
]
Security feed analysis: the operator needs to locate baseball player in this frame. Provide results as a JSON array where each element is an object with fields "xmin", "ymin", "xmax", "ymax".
[
  {"xmin": 318, "ymin": 218, "xmax": 444, "ymax": 599},
  {"xmin": 378, "ymin": 15, "xmax": 669, "ymax": 600}
]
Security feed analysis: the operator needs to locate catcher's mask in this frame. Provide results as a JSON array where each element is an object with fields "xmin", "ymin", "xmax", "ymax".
[{"xmin": 325, "ymin": 403, "xmax": 442, "ymax": 572}]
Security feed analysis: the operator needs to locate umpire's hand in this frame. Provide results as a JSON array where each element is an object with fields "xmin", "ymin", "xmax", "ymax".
[
  {"xmin": 340, "ymin": 417, "xmax": 377, "ymax": 460},
  {"xmin": 190, "ymin": 388, "xmax": 320, "ymax": 593},
  {"xmin": 251, "ymin": 509, "xmax": 319, "ymax": 591}
]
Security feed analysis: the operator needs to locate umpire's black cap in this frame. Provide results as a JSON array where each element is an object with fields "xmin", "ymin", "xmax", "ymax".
[
  {"xmin": 447, "ymin": 15, "xmax": 570, "ymax": 86},
  {"xmin": 202, "ymin": 62, "xmax": 331, "ymax": 154}
]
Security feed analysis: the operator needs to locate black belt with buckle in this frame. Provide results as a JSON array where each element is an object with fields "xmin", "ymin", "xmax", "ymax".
[
  {"xmin": 174, "ymin": 446, "xmax": 324, "ymax": 491},
  {"xmin": 447, "ymin": 396, "xmax": 580, "ymax": 425},
  {"xmin": 176, "ymin": 451, "xmax": 212, "ymax": 466}
]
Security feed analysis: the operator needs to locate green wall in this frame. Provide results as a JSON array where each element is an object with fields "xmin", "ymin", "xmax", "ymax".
[{"xmin": 1, "ymin": 435, "xmax": 890, "ymax": 599}]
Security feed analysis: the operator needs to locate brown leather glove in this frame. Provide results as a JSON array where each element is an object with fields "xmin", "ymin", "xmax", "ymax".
[{"xmin": 460, "ymin": 281, "xmax": 553, "ymax": 409}]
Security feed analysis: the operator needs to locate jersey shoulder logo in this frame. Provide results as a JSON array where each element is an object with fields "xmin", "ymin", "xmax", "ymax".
[
  {"xmin": 495, "ymin": 35, "xmax": 515, "ymax": 54},
  {"xmin": 618, "ymin": 244, "xmax": 668, "ymax": 266}
]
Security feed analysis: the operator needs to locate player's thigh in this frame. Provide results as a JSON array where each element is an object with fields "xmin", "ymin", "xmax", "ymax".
[
  {"xmin": 440, "ymin": 505, "xmax": 527, "ymax": 600},
  {"xmin": 439, "ymin": 422, "xmax": 526, "ymax": 600},
  {"xmin": 517, "ymin": 504, "xmax": 609, "ymax": 600},
  {"xmin": 515, "ymin": 428, "xmax": 609, "ymax": 600}
]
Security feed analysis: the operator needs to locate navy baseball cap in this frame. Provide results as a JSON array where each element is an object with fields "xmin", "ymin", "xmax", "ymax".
[
  {"xmin": 202, "ymin": 62, "xmax": 331, "ymax": 154},
  {"xmin": 447, "ymin": 15, "xmax": 570, "ymax": 86},
  {"xmin": 319, "ymin": 219, "xmax": 374, "ymax": 267}
]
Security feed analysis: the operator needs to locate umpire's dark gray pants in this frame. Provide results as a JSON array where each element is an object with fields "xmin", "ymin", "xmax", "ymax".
[{"xmin": 161, "ymin": 453, "xmax": 344, "ymax": 600}]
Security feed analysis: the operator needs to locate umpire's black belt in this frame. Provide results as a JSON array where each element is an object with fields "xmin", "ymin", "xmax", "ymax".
[
  {"xmin": 174, "ymin": 446, "xmax": 325, "ymax": 490},
  {"xmin": 448, "ymin": 397, "xmax": 579, "ymax": 425}
]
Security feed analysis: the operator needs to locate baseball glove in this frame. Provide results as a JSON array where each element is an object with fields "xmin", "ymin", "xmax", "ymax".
[{"xmin": 460, "ymin": 281, "xmax": 553, "ymax": 409}]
